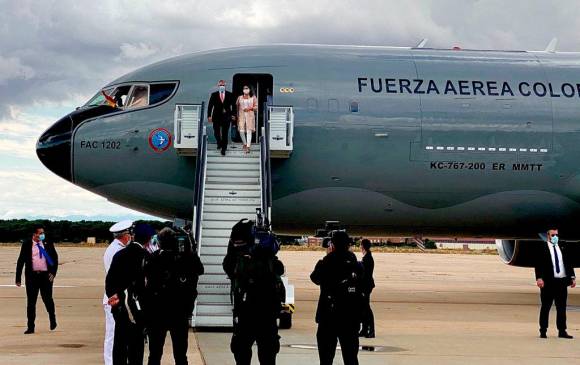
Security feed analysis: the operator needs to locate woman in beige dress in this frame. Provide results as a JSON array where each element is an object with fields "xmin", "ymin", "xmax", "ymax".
[{"xmin": 236, "ymin": 85, "xmax": 257, "ymax": 153}]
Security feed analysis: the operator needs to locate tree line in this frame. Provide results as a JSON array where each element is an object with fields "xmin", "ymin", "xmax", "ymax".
[{"xmin": 0, "ymin": 219, "xmax": 172, "ymax": 244}]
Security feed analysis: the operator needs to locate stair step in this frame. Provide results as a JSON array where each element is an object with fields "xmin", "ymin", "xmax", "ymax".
[
  {"xmin": 206, "ymin": 170, "xmax": 260, "ymax": 178},
  {"xmin": 207, "ymin": 156, "xmax": 260, "ymax": 164},
  {"xmin": 201, "ymin": 255, "xmax": 227, "ymax": 266},
  {"xmin": 203, "ymin": 212, "xmax": 256, "ymax": 221},
  {"xmin": 193, "ymin": 314, "xmax": 232, "ymax": 327},
  {"xmin": 200, "ymin": 227, "xmax": 232, "ymax": 238},
  {"xmin": 198, "ymin": 282, "xmax": 231, "ymax": 294},
  {"xmin": 204, "ymin": 263, "xmax": 227, "ymax": 275},
  {"xmin": 203, "ymin": 220, "xmax": 240, "ymax": 230},
  {"xmin": 199, "ymin": 245, "xmax": 228, "ymax": 255},
  {"xmin": 205, "ymin": 184, "xmax": 260, "ymax": 191},
  {"xmin": 207, "ymin": 163, "xmax": 260, "ymax": 171},
  {"xmin": 197, "ymin": 293, "xmax": 231, "ymax": 304},
  {"xmin": 206, "ymin": 176, "xmax": 260, "ymax": 184},
  {"xmin": 198, "ymin": 274, "xmax": 230, "ymax": 286},
  {"xmin": 195, "ymin": 303, "xmax": 233, "ymax": 317},
  {"xmin": 204, "ymin": 197, "xmax": 261, "ymax": 205},
  {"xmin": 204, "ymin": 190, "xmax": 261, "ymax": 198},
  {"xmin": 200, "ymin": 236, "xmax": 229, "ymax": 246},
  {"xmin": 203, "ymin": 205, "xmax": 259, "ymax": 214}
]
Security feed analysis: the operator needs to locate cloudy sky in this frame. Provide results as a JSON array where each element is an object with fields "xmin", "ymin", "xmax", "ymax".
[{"xmin": 1, "ymin": 0, "xmax": 580, "ymax": 221}]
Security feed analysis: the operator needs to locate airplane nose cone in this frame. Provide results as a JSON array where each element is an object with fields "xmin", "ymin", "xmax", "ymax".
[{"xmin": 36, "ymin": 115, "xmax": 73, "ymax": 181}]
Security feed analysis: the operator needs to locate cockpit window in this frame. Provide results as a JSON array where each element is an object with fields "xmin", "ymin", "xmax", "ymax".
[
  {"xmin": 150, "ymin": 83, "xmax": 177, "ymax": 104},
  {"xmin": 85, "ymin": 87, "xmax": 114, "ymax": 107},
  {"xmin": 126, "ymin": 85, "xmax": 149, "ymax": 109},
  {"xmin": 111, "ymin": 85, "xmax": 132, "ymax": 108},
  {"xmin": 84, "ymin": 81, "xmax": 177, "ymax": 110}
]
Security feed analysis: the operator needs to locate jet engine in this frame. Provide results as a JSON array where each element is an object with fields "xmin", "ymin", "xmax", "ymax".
[
  {"xmin": 495, "ymin": 239, "xmax": 541, "ymax": 267},
  {"xmin": 496, "ymin": 239, "xmax": 580, "ymax": 267}
]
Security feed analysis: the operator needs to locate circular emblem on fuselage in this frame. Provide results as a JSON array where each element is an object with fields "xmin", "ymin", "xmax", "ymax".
[{"xmin": 148, "ymin": 128, "xmax": 172, "ymax": 152}]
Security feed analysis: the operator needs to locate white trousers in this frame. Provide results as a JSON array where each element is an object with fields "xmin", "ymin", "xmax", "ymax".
[
  {"xmin": 239, "ymin": 129, "xmax": 252, "ymax": 148},
  {"xmin": 104, "ymin": 303, "xmax": 115, "ymax": 365}
]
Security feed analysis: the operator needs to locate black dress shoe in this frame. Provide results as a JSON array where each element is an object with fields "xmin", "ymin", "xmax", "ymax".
[
  {"xmin": 365, "ymin": 332, "xmax": 375, "ymax": 338},
  {"xmin": 24, "ymin": 328, "xmax": 34, "ymax": 334},
  {"xmin": 50, "ymin": 320, "xmax": 57, "ymax": 331},
  {"xmin": 559, "ymin": 331, "xmax": 573, "ymax": 339},
  {"xmin": 540, "ymin": 332, "xmax": 547, "ymax": 338},
  {"xmin": 221, "ymin": 150, "xmax": 226, "ymax": 156}
]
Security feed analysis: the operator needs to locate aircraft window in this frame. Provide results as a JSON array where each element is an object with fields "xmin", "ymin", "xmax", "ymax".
[
  {"xmin": 307, "ymin": 98, "xmax": 318, "ymax": 112},
  {"xmin": 111, "ymin": 85, "xmax": 132, "ymax": 108},
  {"xmin": 350, "ymin": 101, "xmax": 359, "ymax": 113},
  {"xmin": 126, "ymin": 85, "xmax": 150, "ymax": 109},
  {"xmin": 328, "ymin": 99, "xmax": 339, "ymax": 113},
  {"xmin": 149, "ymin": 83, "xmax": 177, "ymax": 105},
  {"xmin": 84, "ymin": 87, "xmax": 114, "ymax": 107}
]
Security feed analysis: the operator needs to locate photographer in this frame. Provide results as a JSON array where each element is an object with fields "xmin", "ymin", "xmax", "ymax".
[
  {"xmin": 310, "ymin": 231, "xmax": 364, "ymax": 365},
  {"xmin": 144, "ymin": 227, "xmax": 204, "ymax": 365},
  {"xmin": 223, "ymin": 218, "xmax": 285, "ymax": 365}
]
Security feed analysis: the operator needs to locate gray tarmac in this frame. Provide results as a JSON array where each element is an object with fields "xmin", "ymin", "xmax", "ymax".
[{"xmin": 1, "ymin": 247, "xmax": 579, "ymax": 364}]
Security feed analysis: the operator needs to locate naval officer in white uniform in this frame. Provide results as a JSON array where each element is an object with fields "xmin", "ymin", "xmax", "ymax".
[{"xmin": 103, "ymin": 220, "xmax": 133, "ymax": 365}]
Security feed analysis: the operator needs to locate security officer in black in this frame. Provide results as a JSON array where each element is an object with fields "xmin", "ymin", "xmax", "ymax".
[
  {"xmin": 144, "ymin": 227, "xmax": 204, "ymax": 365},
  {"xmin": 311, "ymin": 231, "xmax": 363, "ymax": 365},
  {"xmin": 106, "ymin": 224, "xmax": 147, "ymax": 365},
  {"xmin": 223, "ymin": 219, "xmax": 285, "ymax": 365}
]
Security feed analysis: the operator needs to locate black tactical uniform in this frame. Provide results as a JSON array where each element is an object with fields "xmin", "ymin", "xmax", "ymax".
[
  {"xmin": 223, "ymin": 240, "xmax": 285, "ymax": 365},
  {"xmin": 311, "ymin": 247, "xmax": 364, "ymax": 365},
  {"xmin": 105, "ymin": 242, "xmax": 147, "ymax": 365},
  {"xmin": 144, "ymin": 245, "xmax": 204, "ymax": 365}
]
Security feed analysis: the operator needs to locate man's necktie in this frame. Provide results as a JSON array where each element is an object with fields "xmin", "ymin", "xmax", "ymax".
[
  {"xmin": 37, "ymin": 243, "xmax": 55, "ymax": 267},
  {"xmin": 553, "ymin": 244, "xmax": 560, "ymax": 274}
]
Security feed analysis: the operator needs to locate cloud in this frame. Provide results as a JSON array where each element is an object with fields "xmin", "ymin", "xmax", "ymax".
[{"xmin": 118, "ymin": 42, "xmax": 159, "ymax": 60}]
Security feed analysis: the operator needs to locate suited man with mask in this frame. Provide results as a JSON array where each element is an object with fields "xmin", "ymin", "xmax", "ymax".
[
  {"xmin": 535, "ymin": 228, "xmax": 576, "ymax": 339},
  {"xmin": 208, "ymin": 79, "xmax": 237, "ymax": 155}
]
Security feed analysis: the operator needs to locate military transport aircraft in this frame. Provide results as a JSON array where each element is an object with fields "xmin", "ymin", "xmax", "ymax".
[{"xmin": 36, "ymin": 43, "xmax": 580, "ymax": 300}]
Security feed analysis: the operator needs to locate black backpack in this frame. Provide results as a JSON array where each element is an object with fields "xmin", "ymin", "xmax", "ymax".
[{"xmin": 327, "ymin": 257, "xmax": 364, "ymax": 315}]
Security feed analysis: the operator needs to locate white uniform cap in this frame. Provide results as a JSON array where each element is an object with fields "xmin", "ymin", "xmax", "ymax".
[{"xmin": 109, "ymin": 220, "xmax": 134, "ymax": 233}]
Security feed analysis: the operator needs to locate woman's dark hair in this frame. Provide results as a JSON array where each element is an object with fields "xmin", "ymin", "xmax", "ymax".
[
  {"xmin": 157, "ymin": 227, "xmax": 177, "ymax": 250},
  {"xmin": 361, "ymin": 239, "xmax": 371, "ymax": 251}
]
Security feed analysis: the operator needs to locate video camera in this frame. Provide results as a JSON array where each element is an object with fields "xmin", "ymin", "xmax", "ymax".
[
  {"xmin": 253, "ymin": 208, "xmax": 279, "ymax": 254},
  {"xmin": 315, "ymin": 221, "xmax": 347, "ymax": 248}
]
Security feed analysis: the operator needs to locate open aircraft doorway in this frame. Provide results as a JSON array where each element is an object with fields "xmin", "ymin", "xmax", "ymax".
[{"xmin": 232, "ymin": 73, "xmax": 274, "ymax": 142}]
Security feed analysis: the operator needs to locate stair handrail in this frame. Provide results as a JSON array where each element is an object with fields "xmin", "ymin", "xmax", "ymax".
[
  {"xmin": 192, "ymin": 101, "xmax": 207, "ymax": 248},
  {"xmin": 260, "ymin": 103, "xmax": 273, "ymax": 222}
]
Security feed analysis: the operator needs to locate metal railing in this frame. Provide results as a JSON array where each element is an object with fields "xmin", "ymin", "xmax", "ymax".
[
  {"xmin": 260, "ymin": 102, "xmax": 273, "ymax": 222},
  {"xmin": 192, "ymin": 114, "xmax": 207, "ymax": 246}
]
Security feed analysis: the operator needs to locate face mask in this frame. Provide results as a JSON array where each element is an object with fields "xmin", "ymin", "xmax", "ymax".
[
  {"xmin": 219, "ymin": 86, "xmax": 225, "ymax": 93},
  {"xmin": 243, "ymin": 88, "xmax": 250, "ymax": 95},
  {"xmin": 551, "ymin": 235, "xmax": 559, "ymax": 245},
  {"xmin": 39, "ymin": 233, "xmax": 45, "ymax": 242}
]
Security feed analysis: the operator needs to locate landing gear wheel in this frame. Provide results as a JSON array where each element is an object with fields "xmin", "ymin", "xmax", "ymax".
[{"xmin": 279, "ymin": 312, "xmax": 292, "ymax": 329}]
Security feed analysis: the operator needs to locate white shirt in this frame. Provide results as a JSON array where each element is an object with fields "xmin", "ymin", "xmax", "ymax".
[
  {"xmin": 103, "ymin": 239, "xmax": 126, "ymax": 304},
  {"xmin": 547, "ymin": 241, "xmax": 566, "ymax": 279}
]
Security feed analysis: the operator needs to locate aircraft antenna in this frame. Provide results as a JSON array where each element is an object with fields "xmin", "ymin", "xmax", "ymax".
[
  {"xmin": 544, "ymin": 37, "xmax": 558, "ymax": 53},
  {"xmin": 416, "ymin": 38, "xmax": 429, "ymax": 48}
]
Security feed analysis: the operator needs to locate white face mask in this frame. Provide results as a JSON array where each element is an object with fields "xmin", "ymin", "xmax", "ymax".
[
  {"xmin": 243, "ymin": 88, "xmax": 250, "ymax": 95},
  {"xmin": 219, "ymin": 86, "xmax": 225, "ymax": 93}
]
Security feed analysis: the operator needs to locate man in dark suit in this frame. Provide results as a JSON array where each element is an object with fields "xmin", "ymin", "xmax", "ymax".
[
  {"xmin": 208, "ymin": 79, "xmax": 237, "ymax": 155},
  {"xmin": 359, "ymin": 238, "xmax": 375, "ymax": 338},
  {"xmin": 15, "ymin": 225, "xmax": 59, "ymax": 334},
  {"xmin": 535, "ymin": 228, "xmax": 576, "ymax": 339}
]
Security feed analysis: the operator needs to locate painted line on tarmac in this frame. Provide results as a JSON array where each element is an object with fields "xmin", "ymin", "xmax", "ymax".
[{"xmin": 0, "ymin": 284, "xmax": 77, "ymax": 288}]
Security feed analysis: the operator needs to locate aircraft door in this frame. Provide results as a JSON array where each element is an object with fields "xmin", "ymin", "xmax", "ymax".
[{"xmin": 232, "ymin": 73, "xmax": 274, "ymax": 142}]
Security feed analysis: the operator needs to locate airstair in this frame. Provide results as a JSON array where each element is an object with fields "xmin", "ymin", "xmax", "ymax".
[{"xmin": 175, "ymin": 103, "xmax": 293, "ymax": 327}]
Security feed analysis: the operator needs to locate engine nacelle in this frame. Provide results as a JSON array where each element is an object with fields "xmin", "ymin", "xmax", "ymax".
[
  {"xmin": 495, "ymin": 239, "xmax": 542, "ymax": 267},
  {"xmin": 496, "ymin": 239, "xmax": 580, "ymax": 267}
]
